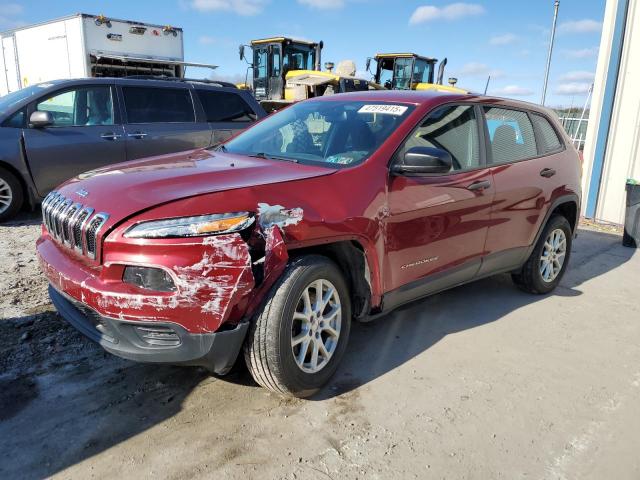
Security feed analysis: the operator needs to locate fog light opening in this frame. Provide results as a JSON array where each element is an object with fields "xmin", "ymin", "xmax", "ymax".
[{"xmin": 123, "ymin": 266, "xmax": 176, "ymax": 292}]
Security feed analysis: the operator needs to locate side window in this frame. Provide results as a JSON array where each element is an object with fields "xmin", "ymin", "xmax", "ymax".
[
  {"xmin": 122, "ymin": 87, "xmax": 195, "ymax": 124},
  {"xmin": 35, "ymin": 87, "xmax": 114, "ymax": 127},
  {"xmin": 196, "ymin": 90, "xmax": 257, "ymax": 123},
  {"xmin": 531, "ymin": 113, "xmax": 563, "ymax": 153},
  {"xmin": 272, "ymin": 48, "xmax": 281, "ymax": 76},
  {"xmin": 255, "ymin": 48, "xmax": 267, "ymax": 78},
  {"xmin": 2, "ymin": 109, "xmax": 25, "ymax": 128},
  {"xmin": 398, "ymin": 104, "xmax": 481, "ymax": 171},
  {"xmin": 483, "ymin": 107, "xmax": 537, "ymax": 164}
]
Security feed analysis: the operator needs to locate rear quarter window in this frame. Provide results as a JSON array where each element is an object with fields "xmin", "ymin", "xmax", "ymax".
[
  {"xmin": 531, "ymin": 113, "xmax": 563, "ymax": 153},
  {"xmin": 123, "ymin": 87, "xmax": 195, "ymax": 124},
  {"xmin": 196, "ymin": 90, "xmax": 257, "ymax": 123}
]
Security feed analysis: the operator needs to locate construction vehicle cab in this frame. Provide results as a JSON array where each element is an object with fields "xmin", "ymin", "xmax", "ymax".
[
  {"xmin": 367, "ymin": 53, "xmax": 465, "ymax": 93},
  {"xmin": 240, "ymin": 37, "xmax": 321, "ymax": 105},
  {"xmin": 241, "ymin": 37, "xmax": 377, "ymax": 112}
]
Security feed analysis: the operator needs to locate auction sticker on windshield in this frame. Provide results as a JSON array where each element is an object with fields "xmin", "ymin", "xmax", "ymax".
[{"xmin": 358, "ymin": 104, "xmax": 408, "ymax": 115}]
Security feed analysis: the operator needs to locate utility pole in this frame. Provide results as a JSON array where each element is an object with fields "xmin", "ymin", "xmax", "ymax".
[{"xmin": 541, "ymin": 0, "xmax": 560, "ymax": 105}]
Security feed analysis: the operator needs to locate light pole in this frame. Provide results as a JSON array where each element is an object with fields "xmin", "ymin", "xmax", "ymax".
[{"xmin": 541, "ymin": 0, "xmax": 560, "ymax": 105}]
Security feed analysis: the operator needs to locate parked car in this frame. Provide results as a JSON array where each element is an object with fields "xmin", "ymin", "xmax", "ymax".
[
  {"xmin": 36, "ymin": 90, "xmax": 581, "ymax": 397},
  {"xmin": 0, "ymin": 77, "xmax": 266, "ymax": 221}
]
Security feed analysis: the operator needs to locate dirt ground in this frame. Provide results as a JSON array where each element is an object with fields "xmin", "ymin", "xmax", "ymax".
[{"xmin": 1, "ymin": 211, "xmax": 639, "ymax": 480}]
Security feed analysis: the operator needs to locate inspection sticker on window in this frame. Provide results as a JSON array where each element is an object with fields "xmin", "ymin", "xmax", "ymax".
[{"xmin": 358, "ymin": 104, "xmax": 408, "ymax": 116}]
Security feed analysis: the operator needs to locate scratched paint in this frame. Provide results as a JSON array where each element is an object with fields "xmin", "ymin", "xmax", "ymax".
[{"xmin": 257, "ymin": 203, "xmax": 303, "ymax": 229}]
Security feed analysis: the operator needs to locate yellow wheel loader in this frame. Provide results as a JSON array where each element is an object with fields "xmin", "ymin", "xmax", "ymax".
[
  {"xmin": 240, "ymin": 37, "xmax": 381, "ymax": 112},
  {"xmin": 366, "ymin": 53, "xmax": 467, "ymax": 93}
]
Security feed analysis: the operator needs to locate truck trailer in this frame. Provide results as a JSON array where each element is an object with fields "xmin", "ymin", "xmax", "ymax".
[{"xmin": 0, "ymin": 13, "xmax": 217, "ymax": 96}]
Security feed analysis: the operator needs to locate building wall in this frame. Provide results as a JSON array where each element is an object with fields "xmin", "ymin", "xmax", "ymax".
[{"xmin": 582, "ymin": 0, "xmax": 640, "ymax": 224}]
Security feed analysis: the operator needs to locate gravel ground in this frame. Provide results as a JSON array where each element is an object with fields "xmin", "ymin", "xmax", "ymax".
[{"xmin": 1, "ymin": 212, "xmax": 639, "ymax": 480}]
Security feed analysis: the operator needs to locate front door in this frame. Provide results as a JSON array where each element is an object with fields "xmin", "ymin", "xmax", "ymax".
[
  {"xmin": 385, "ymin": 104, "xmax": 494, "ymax": 307},
  {"xmin": 253, "ymin": 46, "xmax": 269, "ymax": 101},
  {"xmin": 268, "ymin": 44, "xmax": 284, "ymax": 100},
  {"xmin": 119, "ymin": 85, "xmax": 211, "ymax": 161},
  {"xmin": 23, "ymin": 84, "xmax": 126, "ymax": 196}
]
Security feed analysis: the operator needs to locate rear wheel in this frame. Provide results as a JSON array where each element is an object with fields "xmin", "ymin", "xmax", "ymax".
[
  {"xmin": 512, "ymin": 215, "xmax": 572, "ymax": 294},
  {"xmin": 0, "ymin": 167, "xmax": 23, "ymax": 222},
  {"xmin": 244, "ymin": 255, "xmax": 351, "ymax": 398}
]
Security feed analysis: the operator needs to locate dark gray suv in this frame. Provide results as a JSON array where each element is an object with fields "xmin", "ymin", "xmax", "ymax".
[{"xmin": 0, "ymin": 78, "xmax": 266, "ymax": 221}]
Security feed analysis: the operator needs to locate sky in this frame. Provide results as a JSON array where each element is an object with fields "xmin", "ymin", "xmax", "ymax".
[{"xmin": 0, "ymin": 0, "xmax": 606, "ymax": 107}]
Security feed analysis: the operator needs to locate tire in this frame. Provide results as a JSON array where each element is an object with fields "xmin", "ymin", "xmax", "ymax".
[
  {"xmin": 244, "ymin": 255, "xmax": 351, "ymax": 398},
  {"xmin": 0, "ymin": 166, "xmax": 24, "ymax": 222},
  {"xmin": 512, "ymin": 215, "xmax": 572, "ymax": 294}
]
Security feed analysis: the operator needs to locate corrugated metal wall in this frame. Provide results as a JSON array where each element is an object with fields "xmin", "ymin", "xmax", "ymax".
[{"xmin": 582, "ymin": 0, "xmax": 640, "ymax": 224}]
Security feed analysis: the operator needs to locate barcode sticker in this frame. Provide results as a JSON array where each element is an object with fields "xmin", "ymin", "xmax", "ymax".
[{"xmin": 358, "ymin": 104, "xmax": 408, "ymax": 116}]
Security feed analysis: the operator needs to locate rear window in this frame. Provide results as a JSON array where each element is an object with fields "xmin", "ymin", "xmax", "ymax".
[
  {"xmin": 196, "ymin": 90, "xmax": 257, "ymax": 123},
  {"xmin": 484, "ymin": 107, "xmax": 537, "ymax": 164},
  {"xmin": 123, "ymin": 87, "xmax": 195, "ymax": 123},
  {"xmin": 532, "ymin": 113, "xmax": 563, "ymax": 153}
]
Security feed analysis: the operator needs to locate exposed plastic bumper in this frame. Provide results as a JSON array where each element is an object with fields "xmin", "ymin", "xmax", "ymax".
[{"xmin": 49, "ymin": 285, "xmax": 248, "ymax": 374}]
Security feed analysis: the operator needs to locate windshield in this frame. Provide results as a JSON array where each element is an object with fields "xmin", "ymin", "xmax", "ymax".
[
  {"xmin": 283, "ymin": 45, "xmax": 314, "ymax": 71},
  {"xmin": 223, "ymin": 100, "xmax": 415, "ymax": 167},
  {"xmin": 0, "ymin": 85, "xmax": 48, "ymax": 114}
]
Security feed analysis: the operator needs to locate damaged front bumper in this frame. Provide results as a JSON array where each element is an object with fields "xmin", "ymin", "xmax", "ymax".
[
  {"xmin": 49, "ymin": 285, "xmax": 248, "ymax": 373},
  {"xmin": 36, "ymin": 221, "xmax": 290, "ymax": 372}
]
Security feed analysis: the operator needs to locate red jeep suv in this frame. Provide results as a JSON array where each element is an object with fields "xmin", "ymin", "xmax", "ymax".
[{"xmin": 37, "ymin": 91, "xmax": 581, "ymax": 397}]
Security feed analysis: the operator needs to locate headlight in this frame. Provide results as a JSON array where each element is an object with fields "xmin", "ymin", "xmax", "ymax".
[{"xmin": 124, "ymin": 212, "xmax": 254, "ymax": 239}]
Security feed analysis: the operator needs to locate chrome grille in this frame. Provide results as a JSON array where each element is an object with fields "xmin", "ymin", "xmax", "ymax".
[{"xmin": 42, "ymin": 191, "xmax": 109, "ymax": 260}]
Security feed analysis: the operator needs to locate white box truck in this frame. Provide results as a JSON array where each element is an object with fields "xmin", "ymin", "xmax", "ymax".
[{"xmin": 0, "ymin": 13, "xmax": 217, "ymax": 95}]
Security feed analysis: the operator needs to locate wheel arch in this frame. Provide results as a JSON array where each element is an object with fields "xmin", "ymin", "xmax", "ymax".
[
  {"xmin": 527, "ymin": 194, "xmax": 580, "ymax": 260},
  {"xmin": 288, "ymin": 240, "xmax": 374, "ymax": 319}
]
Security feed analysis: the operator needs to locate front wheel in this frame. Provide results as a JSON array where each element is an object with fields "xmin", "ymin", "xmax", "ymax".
[
  {"xmin": 244, "ymin": 255, "xmax": 351, "ymax": 398},
  {"xmin": 0, "ymin": 167, "xmax": 24, "ymax": 222},
  {"xmin": 512, "ymin": 215, "xmax": 572, "ymax": 294}
]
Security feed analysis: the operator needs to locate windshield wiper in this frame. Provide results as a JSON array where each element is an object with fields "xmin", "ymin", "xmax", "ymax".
[{"xmin": 249, "ymin": 152, "xmax": 298, "ymax": 163}]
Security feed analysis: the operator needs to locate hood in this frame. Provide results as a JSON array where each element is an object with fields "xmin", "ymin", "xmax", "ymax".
[{"xmin": 56, "ymin": 149, "xmax": 335, "ymax": 223}]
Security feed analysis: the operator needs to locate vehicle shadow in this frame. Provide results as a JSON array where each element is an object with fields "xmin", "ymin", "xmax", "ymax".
[
  {"xmin": 1, "ymin": 210, "xmax": 42, "ymax": 227},
  {"xmin": 0, "ymin": 228, "xmax": 633, "ymax": 478},
  {"xmin": 315, "ymin": 227, "xmax": 634, "ymax": 399}
]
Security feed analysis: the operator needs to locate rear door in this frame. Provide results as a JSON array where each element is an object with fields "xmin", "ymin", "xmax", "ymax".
[
  {"xmin": 194, "ymin": 88, "xmax": 261, "ymax": 145},
  {"xmin": 479, "ymin": 106, "xmax": 565, "ymax": 273},
  {"xmin": 22, "ymin": 83, "xmax": 126, "ymax": 196},
  {"xmin": 385, "ymin": 103, "xmax": 494, "ymax": 305},
  {"xmin": 119, "ymin": 84, "xmax": 211, "ymax": 160}
]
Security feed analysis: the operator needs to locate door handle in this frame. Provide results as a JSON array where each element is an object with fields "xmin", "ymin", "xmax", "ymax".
[
  {"xmin": 127, "ymin": 132, "xmax": 148, "ymax": 139},
  {"xmin": 467, "ymin": 180, "xmax": 491, "ymax": 191},
  {"xmin": 540, "ymin": 168, "xmax": 556, "ymax": 178},
  {"xmin": 100, "ymin": 132, "xmax": 122, "ymax": 140}
]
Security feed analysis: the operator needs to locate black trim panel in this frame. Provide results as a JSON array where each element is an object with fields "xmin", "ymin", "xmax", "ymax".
[{"xmin": 381, "ymin": 259, "xmax": 481, "ymax": 313}]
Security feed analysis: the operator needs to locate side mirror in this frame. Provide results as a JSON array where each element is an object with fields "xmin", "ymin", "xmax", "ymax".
[
  {"xmin": 365, "ymin": 58, "xmax": 371, "ymax": 72},
  {"xmin": 239, "ymin": 45, "xmax": 245, "ymax": 61},
  {"xmin": 392, "ymin": 146, "xmax": 452, "ymax": 176},
  {"xmin": 29, "ymin": 110, "xmax": 53, "ymax": 128}
]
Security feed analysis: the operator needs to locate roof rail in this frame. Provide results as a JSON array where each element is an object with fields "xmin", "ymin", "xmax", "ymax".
[{"xmin": 124, "ymin": 75, "xmax": 237, "ymax": 88}]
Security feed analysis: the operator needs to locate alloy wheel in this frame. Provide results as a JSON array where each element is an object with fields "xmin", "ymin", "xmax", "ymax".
[
  {"xmin": 539, "ymin": 228, "xmax": 567, "ymax": 283},
  {"xmin": 0, "ymin": 178, "xmax": 13, "ymax": 215},
  {"xmin": 291, "ymin": 278, "xmax": 342, "ymax": 373}
]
